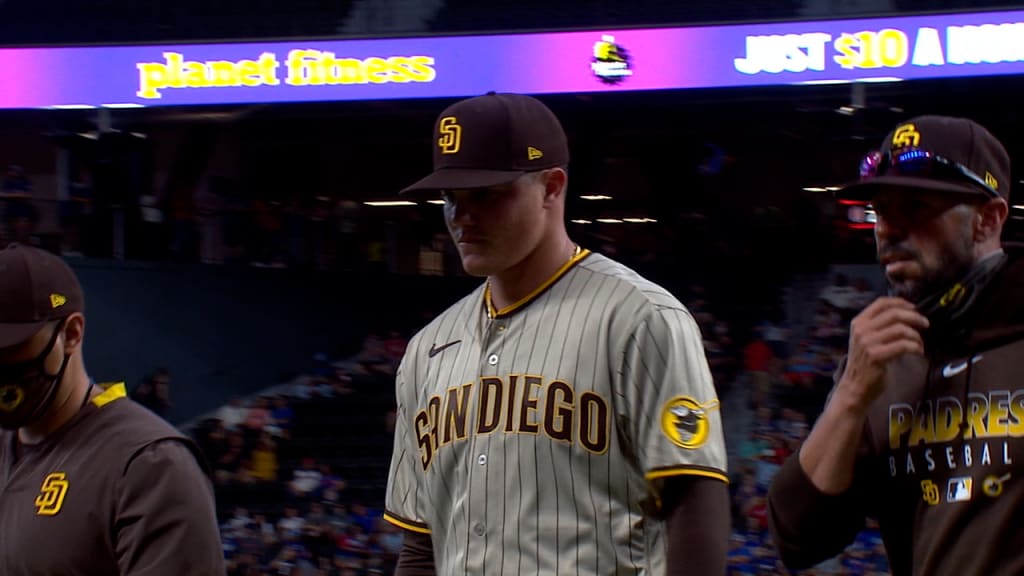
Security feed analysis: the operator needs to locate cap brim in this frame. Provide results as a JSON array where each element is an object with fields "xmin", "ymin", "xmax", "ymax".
[
  {"xmin": 400, "ymin": 168, "xmax": 526, "ymax": 195},
  {"xmin": 837, "ymin": 176, "xmax": 996, "ymax": 201},
  {"xmin": 0, "ymin": 321, "xmax": 48, "ymax": 349}
]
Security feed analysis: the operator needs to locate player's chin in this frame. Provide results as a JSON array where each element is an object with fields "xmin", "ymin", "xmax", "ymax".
[
  {"xmin": 459, "ymin": 254, "xmax": 498, "ymax": 277},
  {"xmin": 887, "ymin": 276, "xmax": 921, "ymax": 301}
]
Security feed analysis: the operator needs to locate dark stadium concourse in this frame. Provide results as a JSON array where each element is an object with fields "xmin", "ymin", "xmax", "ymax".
[{"xmin": 3, "ymin": 72, "xmax": 1021, "ymax": 271}]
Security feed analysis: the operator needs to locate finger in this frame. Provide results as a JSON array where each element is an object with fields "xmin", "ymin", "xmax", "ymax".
[
  {"xmin": 868, "ymin": 307, "xmax": 930, "ymax": 332},
  {"xmin": 857, "ymin": 296, "xmax": 918, "ymax": 321},
  {"xmin": 867, "ymin": 338, "xmax": 925, "ymax": 361},
  {"xmin": 868, "ymin": 323, "xmax": 925, "ymax": 348}
]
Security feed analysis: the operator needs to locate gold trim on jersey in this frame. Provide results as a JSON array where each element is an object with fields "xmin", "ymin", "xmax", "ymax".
[
  {"xmin": 383, "ymin": 511, "xmax": 432, "ymax": 534},
  {"xmin": 484, "ymin": 245, "xmax": 591, "ymax": 319},
  {"xmin": 646, "ymin": 466, "xmax": 729, "ymax": 485},
  {"xmin": 92, "ymin": 382, "xmax": 127, "ymax": 408}
]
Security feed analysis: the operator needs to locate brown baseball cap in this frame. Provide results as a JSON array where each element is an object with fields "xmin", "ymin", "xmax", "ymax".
[
  {"xmin": 0, "ymin": 244, "xmax": 84, "ymax": 348},
  {"xmin": 839, "ymin": 115, "xmax": 1011, "ymax": 201},
  {"xmin": 401, "ymin": 92, "xmax": 570, "ymax": 194}
]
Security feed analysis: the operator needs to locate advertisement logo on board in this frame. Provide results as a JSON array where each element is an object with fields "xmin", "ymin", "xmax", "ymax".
[{"xmin": 591, "ymin": 35, "xmax": 633, "ymax": 84}]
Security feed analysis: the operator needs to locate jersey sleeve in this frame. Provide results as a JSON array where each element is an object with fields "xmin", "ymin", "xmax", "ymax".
[
  {"xmin": 114, "ymin": 439, "xmax": 226, "ymax": 575},
  {"xmin": 384, "ymin": 360, "xmax": 432, "ymax": 535},
  {"xmin": 618, "ymin": 306, "xmax": 728, "ymax": 485},
  {"xmin": 767, "ymin": 355, "xmax": 873, "ymax": 570}
]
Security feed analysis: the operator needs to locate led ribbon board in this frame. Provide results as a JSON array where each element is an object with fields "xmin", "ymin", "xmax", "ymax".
[{"xmin": 0, "ymin": 9, "xmax": 1022, "ymax": 109}]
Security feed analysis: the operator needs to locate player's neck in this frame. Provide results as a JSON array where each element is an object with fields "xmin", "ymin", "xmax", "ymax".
[
  {"xmin": 18, "ymin": 369, "xmax": 93, "ymax": 446},
  {"xmin": 488, "ymin": 233, "xmax": 576, "ymax": 312}
]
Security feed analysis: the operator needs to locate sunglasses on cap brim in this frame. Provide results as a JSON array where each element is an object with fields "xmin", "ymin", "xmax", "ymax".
[{"xmin": 859, "ymin": 148, "xmax": 1000, "ymax": 199}]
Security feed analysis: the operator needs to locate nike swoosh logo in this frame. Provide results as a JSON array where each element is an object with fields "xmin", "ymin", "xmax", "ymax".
[
  {"xmin": 942, "ymin": 355, "xmax": 983, "ymax": 378},
  {"xmin": 428, "ymin": 340, "xmax": 461, "ymax": 358}
]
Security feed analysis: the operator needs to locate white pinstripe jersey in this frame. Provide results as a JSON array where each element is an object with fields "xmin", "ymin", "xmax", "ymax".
[{"xmin": 384, "ymin": 248, "xmax": 728, "ymax": 575}]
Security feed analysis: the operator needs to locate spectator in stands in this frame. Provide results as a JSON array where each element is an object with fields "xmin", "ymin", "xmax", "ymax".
[
  {"xmin": 277, "ymin": 506, "xmax": 305, "ymax": 542},
  {"xmin": 219, "ymin": 395, "xmax": 248, "ymax": 430},
  {"xmin": 244, "ymin": 396, "xmax": 272, "ymax": 432},
  {"xmin": 226, "ymin": 506, "xmax": 254, "ymax": 534},
  {"xmin": 214, "ymin": 430, "xmax": 247, "ymax": 485},
  {"xmin": 133, "ymin": 368, "xmax": 173, "ymax": 419},
  {"xmin": 267, "ymin": 395, "xmax": 294, "ymax": 438},
  {"xmin": 743, "ymin": 332, "xmax": 775, "ymax": 408},
  {"xmin": 317, "ymin": 463, "xmax": 347, "ymax": 504},
  {"xmin": 247, "ymin": 431, "xmax": 279, "ymax": 483},
  {"xmin": 757, "ymin": 317, "xmax": 791, "ymax": 360},
  {"xmin": 288, "ymin": 457, "xmax": 323, "ymax": 500}
]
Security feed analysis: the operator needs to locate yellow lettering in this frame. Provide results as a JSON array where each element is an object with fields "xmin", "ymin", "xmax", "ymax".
[
  {"xmin": 326, "ymin": 58, "xmax": 369, "ymax": 85},
  {"xmin": 908, "ymin": 401, "xmax": 935, "ymax": 446},
  {"xmin": 878, "ymin": 28, "xmax": 909, "ymax": 68},
  {"xmin": 184, "ymin": 62, "xmax": 208, "ymax": 88},
  {"xmin": 286, "ymin": 49, "xmax": 318, "ymax": 86},
  {"xmin": 136, "ymin": 50, "xmax": 428, "ymax": 97},
  {"xmin": 387, "ymin": 57, "xmax": 414, "ymax": 83},
  {"xmin": 208, "ymin": 61, "xmax": 238, "ymax": 87},
  {"xmin": 988, "ymin": 391, "xmax": 1011, "ymax": 437},
  {"xmin": 166, "ymin": 52, "xmax": 185, "ymax": 87},
  {"xmin": 834, "ymin": 33, "xmax": 860, "ymax": 69},
  {"xmin": 934, "ymin": 397, "xmax": 962, "ymax": 443},
  {"xmin": 364, "ymin": 57, "xmax": 391, "ymax": 84},
  {"xmin": 855, "ymin": 31, "xmax": 881, "ymax": 68},
  {"xmin": 137, "ymin": 64, "xmax": 168, "ymax": 99},
  {"xmin": 965, "ymin": 393, "xmax": 989, "ymax": 440},
  {"xmin": 258, "ymin": 52, "xmax": 280, "ymax": 86},
  {"xmin": 1009, "ymin": 390, "xmax": 1024, "ymax": 437},
  {"xmin": 407, "ymin": 56, "xmax": 437, "ymax": 82},
  {"xmin": 889, "ymin": 403, "xmax": 914, "ymax": 449},
  {"xmin": 237, "ymin": 60, "xmax": 262, "ymax": 87}
]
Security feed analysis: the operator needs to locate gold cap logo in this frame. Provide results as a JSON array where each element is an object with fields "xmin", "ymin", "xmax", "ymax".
[
  {"xmin": 985, "ymin": 172, "xmax": 999, "ymax": 191},
  {"xmin": 527, "ymin": 146, "xmax": 543, "ymax": 160},
  {"xmin": 50, "ymin": 293, "xmax": 67, "ymax": 309},
  {"xmin": 438, "ymin": 116, "xmax": 461, "ymax": 155},
  {"xmin": 892, "ymin": 124, "xmax": 921, "ymax": 149}
]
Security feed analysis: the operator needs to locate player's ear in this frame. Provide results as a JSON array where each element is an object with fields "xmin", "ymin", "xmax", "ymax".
[
  {"xmin": 61, "ymin": 313, "xmax": 85, "ymax": 356},
  {"xmin": 974, "ymin": 198, "xmax": 1008, "ymax": 244},
  {"xmin": 541, "ymin": 167, "xmax": 568, "ymax": 208}
]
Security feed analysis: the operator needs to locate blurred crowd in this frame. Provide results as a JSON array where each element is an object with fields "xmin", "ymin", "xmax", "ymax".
[
  {"xmin": 729, "ymin": 273, "xmax": 888, "ymax": 575},
  {"xmin": 184, "ymin": 330, "xmax": 410, "ymax": 576}
]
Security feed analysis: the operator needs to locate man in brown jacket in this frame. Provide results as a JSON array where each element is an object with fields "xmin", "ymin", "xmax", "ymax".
[
  {"xmin": 0, "ymin": 244, "xmax": 225, "ymax": 575},
  {"xmin": 768, "ymin": 116, "xmax": 1024, "ymax": 575}
]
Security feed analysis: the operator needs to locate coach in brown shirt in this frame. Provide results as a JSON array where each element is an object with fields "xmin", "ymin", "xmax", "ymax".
[{"xmin": 0, "ymin": 244, "xmax": 225, "ymax": 575}]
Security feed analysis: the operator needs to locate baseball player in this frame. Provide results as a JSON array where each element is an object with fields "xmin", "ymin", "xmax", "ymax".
[
  {"xmin": 383, "ymin": 92, "xmax": 730, "ymax": 575},
  {"xmin": 768, "ymin": 117, "xmax": 1023, "ymax": 575},
  {"xmin": 0, "ymin": 244, "xmax": 225, "ymax": 575}
]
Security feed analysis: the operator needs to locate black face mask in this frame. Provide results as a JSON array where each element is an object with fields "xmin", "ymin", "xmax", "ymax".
[
  {"xmin": 914, "ymin": 252, "xmax": 1008, "ymax": 336},
  {"xmin": 0, "ymin": 320, "xmax": 71, "ymax": 430}
]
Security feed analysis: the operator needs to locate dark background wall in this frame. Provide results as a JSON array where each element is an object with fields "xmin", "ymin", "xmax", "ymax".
[{"xmin": 70, "ymin": 259, "xmax": 476, "ymax": 424}]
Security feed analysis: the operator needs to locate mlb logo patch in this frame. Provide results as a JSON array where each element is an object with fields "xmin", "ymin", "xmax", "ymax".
[{"xmin": 947, "ymin": 477, "xmax": 973, "ymax": 503}]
